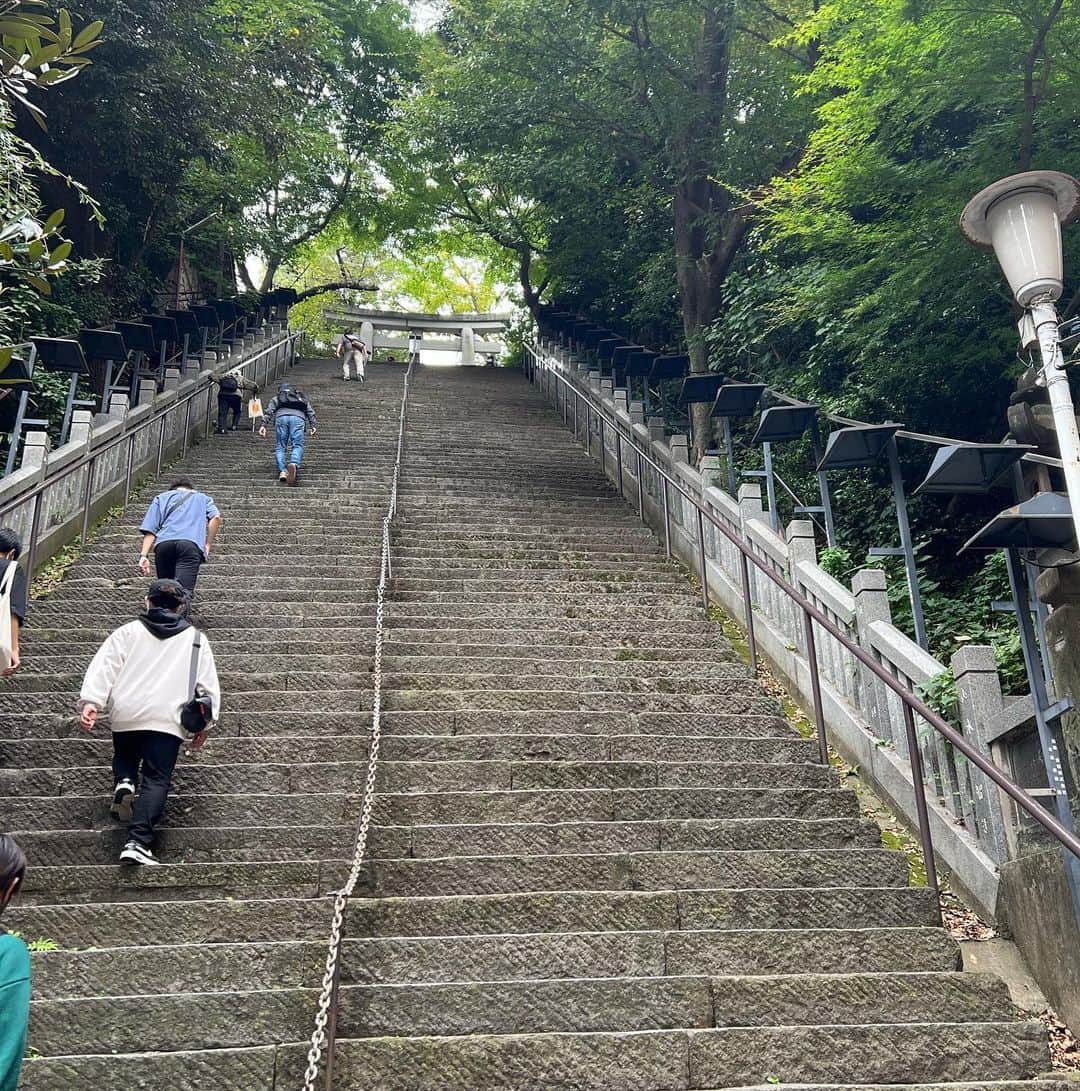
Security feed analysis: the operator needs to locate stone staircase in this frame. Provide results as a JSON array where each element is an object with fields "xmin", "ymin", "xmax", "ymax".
[{"xmin": 1, "ymin": 359, "xmax": 1069, "ymax": 1089}]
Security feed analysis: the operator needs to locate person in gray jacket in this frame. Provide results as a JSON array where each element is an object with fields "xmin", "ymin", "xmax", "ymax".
[{"xmin": 259, "ymin": 383, "xmax": 317, "ymax": 485}]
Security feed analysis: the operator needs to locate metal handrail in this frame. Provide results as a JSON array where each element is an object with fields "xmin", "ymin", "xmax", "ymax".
[
  {"xmin": 0, "ymin": 331, "xmax": 296, "ymax": 576},
  {"xmin": 527, "ymin": 344, "xmax": 1080, "ymax": 907},
  {"xmin": 301, "ymin": 357, "xmax": 416, "ymax": 1091}
]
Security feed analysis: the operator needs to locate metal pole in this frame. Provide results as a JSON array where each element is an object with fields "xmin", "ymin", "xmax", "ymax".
[
  {"xmin": 3, "ymin": 390, "xmax": 29, "ymax": 477},
  {"xmin": 1031, "ymin": 298, "xmax": 1080, "ymax": 551},
  {"xmin": 204, "ymin": 385, "xmax": 213, "ymax": 438},
  {"xmin": 615, "ymin": 426, "xmax": 624, "ymax": 497},
  {"xmin": 723, "ymin": 417, "xmax": 738, "ymax": 495},
  {"xmin": 636, "ymin": 449, "xmax": 645, "ymax": 520},
  {"xmin": 802, "ymin": 610, "xmax": 829, "ymax": 764},
  {"xmin": 24, "ymin": 492, "xmax": 43, "ymax": 577},
  {"xmin": 886, "ymin": 439, "xmax": 929, "ymax": 649},
  {"xmin": 902, "ymin": 701, "xmax": 943, "ymax": 921},
  {"xmin": 60, "ymin": 374, "xmax": 79, "ymax": 446},
  {"xmin": 180, "ymin": 397, "xmax": 192, "ymax": 458},
  {"xmin": 586, "ymin": 405, "xmax": 592, "ymax": 457},
  {"xmin": 696, "ymin": 508, "xmax": 709, "ymax": 614},
  {"xmin": 1003, "ymin": 546, "xmax": 1080, "ymax": 930},
  {"xmin": 123, "ymin": 434, "xmax": 136, "ymax": 508},
  {"xmin": 811, "ymin": 421, "xmax": 836, "ymax": 547},
  {"xmin": 739, "ymin": 551, "xmax": 759, "ymax": 675},
  {"xmin": 661, "ymin": 477, "xmax": 672, "ymax": 558},
  {"xmin": 79, "ymin": 457, "xmax": 95, "ymax": 543},
  {"xmin": 763, "ymin": 441, "xmax": 780, "ymax": 533},
  {"xmin": 599, "ymin": 416, "xmax": 606, "ymax": 479},
  {"xmin": 155, "ymin": 414, "xmax": 167, "ymax": 476},
  {"xmin": 573, "ymin": 388, "xmax": 579, "ymax": 440}
]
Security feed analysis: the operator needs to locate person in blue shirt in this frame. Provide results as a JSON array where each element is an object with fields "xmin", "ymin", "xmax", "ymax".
[
  {"xmin": 137, "ymin": 478, "xmax": 223, "ymax": 596},
  {"xmin": 0, "ymin": 834, "xmax": 29, "ymax": 1091}
]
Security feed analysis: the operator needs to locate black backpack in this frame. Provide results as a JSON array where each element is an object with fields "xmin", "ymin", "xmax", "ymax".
[{"xmin": 219, "ymin": 374, "xmax": 239, "ymax": 393}]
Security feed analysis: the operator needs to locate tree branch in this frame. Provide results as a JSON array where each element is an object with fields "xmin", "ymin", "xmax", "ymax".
[{"xmin": 291, "ymin": 279, "xmax": 377, "ymax": 304}]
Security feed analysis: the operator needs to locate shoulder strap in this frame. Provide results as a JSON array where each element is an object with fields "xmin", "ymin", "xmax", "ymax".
[
  {"xmin": 188, "ymin": 631, "xmax": 202, "ymax": 700},
  {"xmin": 161, "ymin": 489, "xmax": 198, "ymax": 527},
  {"xmin": 0, "ymin": 562, "xmax": 17, "ymax": 601}
]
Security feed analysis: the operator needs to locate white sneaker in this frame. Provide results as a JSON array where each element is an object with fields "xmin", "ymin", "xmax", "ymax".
[
  {"xmin": 278, "ymin": 470, "xmax": 288, "ymax": 482},
  {"xmin": 119, "ymin": 840, "xmax": 159, "ymax": 866},
  {"xmin": 110, "ymin": 780, "xmax": 136, "ymax": 822}
]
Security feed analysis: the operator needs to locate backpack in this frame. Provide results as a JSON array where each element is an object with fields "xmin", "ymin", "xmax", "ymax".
[
  {"xmin": 277, "ymin": 388, "xmax": 308, "ymax": 412},
  {"xmin": 0, "ymin": 561, "xmax": 17, "ymax": 671},
  {"xmin": 219, "ymin": 374, "xmax": 239, "ymax": 393}
]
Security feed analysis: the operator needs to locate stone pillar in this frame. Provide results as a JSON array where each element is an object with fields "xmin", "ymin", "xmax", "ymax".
[
  {"xmin": 360, "ymin": 320, "xmax": 375, "ymax": 355},
  {"xmin": 21, "ymin": 430, "xmax": 49, "ymax": 470},
  {"xmin": 700, "ymin": 454, "xmax": 724, "ymax": 491},
  {"xmin": 138, "ymin": 379, "xmax": 157, "ymax": 408},
  {"xmin": 613, "ymin": 389, "xmax": 629, "ymax": 416},
  {"xmin": 163, "ymin": 368, "xmax": 182, "ymax": 391},
  {"xmin": 108, "ymin": 393, "xmax": 130, "ymax": 421},
  {"xmin": 68, "ymin": 409, "xmax": 93, "ymax": 448},
  {"xmin": 459, "ymin": 325, "xmax": 476, "ymax": 366},
  {"xmin": 588, "ymin": 369, "xmax": 601, "ymax": 390},
  {"xmin": 647, "ymin": 416, "xmax": 665, "ymax": 442},
  {"xmin": 669, "ymin": 435, "xmax": 689, "ymax": 465},
  {"xmin": 1037, "ymin": 566, "xmax": 1080, "ymax": 799},
  {"xmin": 599, "ymin": 378, "xmax": 614, "ymax": 400},
  {"xmin": 951, "ymin": 645, "xmax": 1010, "ymax": 863},
  {"xmin": 629, "ymin": 400, "xmax": 645, "ymax": 427},
  {"xmin": 786, "ymin": 519, "xmax": 817, "ymax": 572},
  {"xmin": 852, "ymin": 568, "xmax": 895, "ymax": 749},
  {"xmin": 737, "ymin": 482, "xmax": 764, "ymax": 524}
]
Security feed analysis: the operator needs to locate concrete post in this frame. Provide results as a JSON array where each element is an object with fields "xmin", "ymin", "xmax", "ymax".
[
  {"xmin": 737, "ymin": 482, "xmax": 764, "ymax": 525},
  {"xmin": 163, "ymin": 368, "xmax": 182, "ymax": 391},
  {"xmin": 137, "ymin": 379, "xmax": 157, "ymax": 408},
  {"xmin": 700, "ymin": 454, "xmax": 724, "ymax": 490},
  {"xmin": 852, "ymin": 567, "xmax": 895, "ymax": 750},
  {"xmin": 108, "ymin": 393, "xmax": 130, "ymax": 421},
  {"xmin": 460, "ymin": 325, "xmax": 476, "ymax": 366},
  {"xmin": 21, "ymin": 430, "xmax": 49, "ymax": 469},
  {"xmin": 68, "ymin": 409, "xmax": 93, "ymax": 449},
  {"xmin": 613, "ymin": 389, "xmax": 629, "ymax": 416},
  {"xmin": 951, "ymin": 645, "xmax": 1010, "ymax": 863},
  {"xmin": 786, "ymin": 519, "xmax": 817, "ymax": 571},
  {"xmin": 669, "ymin": 435, "xmax": 689, "ymax": 465},
  {"xmin": 360, "ymin": 320, "xmax": 375, "ymax": 355},
  {"xmin": 599, "ymin": 378, "xmax": 614, "ymax": 400},
  {"xmin": 647, "ymin": 416, "xmax": 666, "ymax": 442},
  {"xmin": 629, "ymin": 400, "xmax": 645, "ymax": 427},
  {"xmin": 588, "ymin": 370, "xmax": 601, "ymax": 390}
]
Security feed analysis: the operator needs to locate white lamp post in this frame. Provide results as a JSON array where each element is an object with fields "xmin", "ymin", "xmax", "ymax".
[{"xmin": 961, "ymin": 170, "xmax": 1080, "ymax": 546}]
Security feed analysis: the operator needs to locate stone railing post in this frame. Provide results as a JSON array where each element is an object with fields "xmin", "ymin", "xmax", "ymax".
[
  {"xmin": 613, "ymin": 389, "xmax": 629, "ymax": 415},
  {"xmin": 737, "ymin": 482, "xmax": 763, "ymax": 525},
  {"xmin": 108, "ymin": 393, "xmax": 130, "ymax": 422},
  {"xmin": 21, "ymin": 430, "xmax": 49, "ymax": 470},
  {"xmin": 647, "ymin": 416, "xmax": 665, "ymax": 442},
  {"xmin": 853, "ymin": 568, "xmax": 894, "ymax": 747},
  {"xmin": 163, "ymin": 367, "xmax": 182, "ymax": 391},
  {"xmin": 700, "ymin": 454, "xmax": 724, "ymax": 491},
  {"xmin": 1037, "ymin": 566, "xmax": 1080, "ymax": 802},
  {"xmin": 951, "ymin": 645, "xmax": 1010, "ymax": 862},
  {"xmin": 669, "ymin": 435, "xmax": 689, "ymax": 465},
  {"xmin": 629, "ymin": 401, "xmax": 645, "ymax": 427},
  {"xmin": 785, "ymin": 519, "xmax": 817, "ymax": 647},
  {"xmin": 68, "ymin": 409, "xmax": 93, "ymax": 448},
  {"xmin": 137, "ymin": 379, "xmax": 157, "ymax": 408}
]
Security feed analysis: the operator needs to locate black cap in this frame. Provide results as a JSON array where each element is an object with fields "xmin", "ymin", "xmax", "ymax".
[{"xmin": 146, "ymin": 578, "xmax": 189, "ymax": 609}]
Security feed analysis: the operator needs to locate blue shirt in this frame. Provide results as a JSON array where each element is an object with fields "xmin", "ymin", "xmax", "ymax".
[
  {"xmin": 139, "ymin": 488, "xmax": 220, "ymax": 554},
  {"xmin": 0, "ymin": 932, "xmax": 29, "ymax": 1091}
]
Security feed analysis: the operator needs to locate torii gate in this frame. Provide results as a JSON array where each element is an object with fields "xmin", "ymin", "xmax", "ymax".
[{"xmin": 324, "ymin": 305, "xmax": 511, "ymax": 364}]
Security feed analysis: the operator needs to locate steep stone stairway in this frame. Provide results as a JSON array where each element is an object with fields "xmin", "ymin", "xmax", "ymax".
[{"xmin": 0, "ymin": 359, "xmax": 1070, "ymax": 1088}]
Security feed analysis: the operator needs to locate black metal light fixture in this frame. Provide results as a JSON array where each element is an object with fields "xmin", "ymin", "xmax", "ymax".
[
  {"xmin": 818, "ymin": 423, "xmax": 927, "ymax": 648},
  {"xmin": 747, "ymin": 403, "xmax": 835, "ymax": 545},
  {"xmin": 30, "ymin": 337, "xmax": 92, "ymax": 445},
  {"xmin": 115, "ymin": 322, "xmax": 159, "ymax": 401},
  {"xmin": 918, "ymin": 443, "xmax": 1035, "ymax": 494},
  {"xmin": 0, "ymin": 349, "xmax": 38, "ymax": 478},
  {"xmin": 710, "ymin": 383, "xmax": 766, "ymax": 494},
  {"xmin": 961, "ymin": 491, "xmax": 1076, "ymax": 556}
]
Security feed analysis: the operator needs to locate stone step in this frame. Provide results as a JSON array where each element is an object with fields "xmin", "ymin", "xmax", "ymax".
[
  {"xmin": 26, "ymin": 972, "xmax": 1015, "ymax": 1054},
  {"xmin": 0, "ymin": 732, "xmax": 816, "ymax": 768},
  {"xmin": 13, "ymin": 816, "xmax": 879, "ymax": 866},
  {"xmin": 0, "ymin": 758, "xmax": 835, "ymax": 797},
  {"xmin": 6, "ymin": 887, "xmax": 940, "ymax": 951}
]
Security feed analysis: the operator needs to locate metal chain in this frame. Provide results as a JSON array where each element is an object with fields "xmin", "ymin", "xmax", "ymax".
[{"xmin": 300, "ymin": 359, "xmax": 415, "ymax": 1091}]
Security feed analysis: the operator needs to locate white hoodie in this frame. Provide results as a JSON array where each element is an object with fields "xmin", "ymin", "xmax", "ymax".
[{"xmin": 80, "ymin": 620, "xmax": 221, "ymax": 739}]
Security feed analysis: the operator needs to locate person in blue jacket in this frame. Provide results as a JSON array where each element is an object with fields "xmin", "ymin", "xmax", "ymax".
[{"xmin": 0, "ymin": 834, "xmax": 29, "ymax": 1091}]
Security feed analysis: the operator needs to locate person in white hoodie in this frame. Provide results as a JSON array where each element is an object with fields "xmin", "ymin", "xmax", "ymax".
[{"xmin": 78, "ymin": 579, "xmax": 221, "ymax": 866}]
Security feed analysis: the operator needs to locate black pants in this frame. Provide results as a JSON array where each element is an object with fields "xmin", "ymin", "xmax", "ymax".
[
  {"xmin": 112, "ymin": 730, "xmax": 183, "ymax": 847},
  {"xmin": 154, "ymin": 538, "xmax": 203, "ymax": 595},
  {"xmin": 217, "ymin": 392, "xmax": 242, "ymax": 430}
]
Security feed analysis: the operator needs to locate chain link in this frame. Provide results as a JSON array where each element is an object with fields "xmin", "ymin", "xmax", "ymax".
[{"xmin": 300, "ymin": 359, "xmax": 415, "ymax": 1091}]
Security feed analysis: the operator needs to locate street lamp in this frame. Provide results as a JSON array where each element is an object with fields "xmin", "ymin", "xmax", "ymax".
[{"xmin": 961, "ymin": 170, "xmax": 1080, "ymax": 547}]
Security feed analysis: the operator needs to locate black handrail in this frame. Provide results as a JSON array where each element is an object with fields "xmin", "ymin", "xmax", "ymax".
[{"xmin": 527, "ymin": 344, "xmax": 1080, "ymax": 914}]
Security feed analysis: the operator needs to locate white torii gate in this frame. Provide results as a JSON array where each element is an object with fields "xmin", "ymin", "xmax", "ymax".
[{"xmin": 324, "ymin": 305, "xmax": 511, "ymax": 364}]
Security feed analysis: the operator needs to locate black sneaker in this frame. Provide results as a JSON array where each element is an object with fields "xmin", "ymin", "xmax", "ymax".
[
  {"xmin": 110, "ymin": 779, "xmax": 136, "ymax": 822},
  {"xmin": 119, "ymin": 840, "xmax": 159, "ymax": 866}
]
